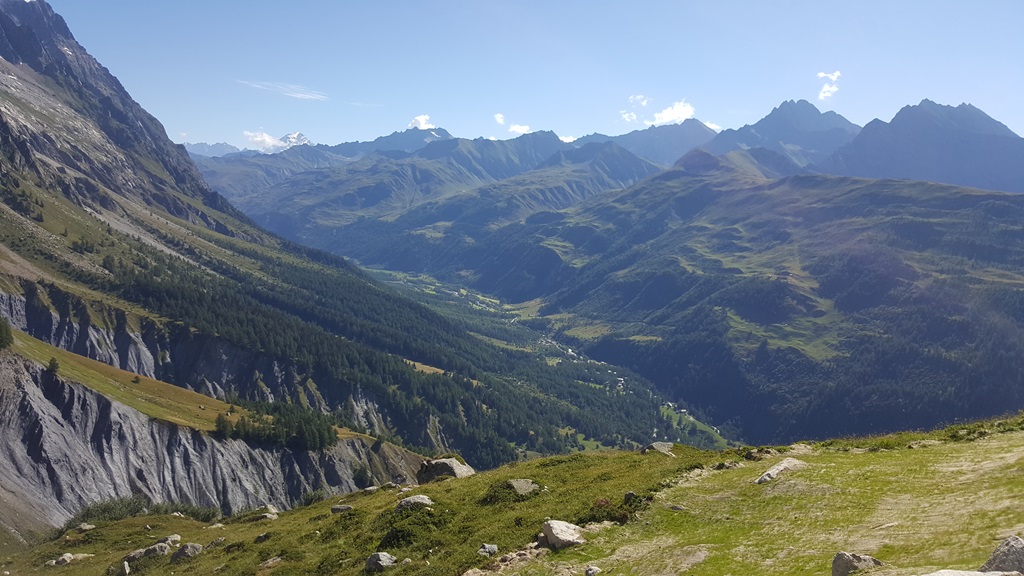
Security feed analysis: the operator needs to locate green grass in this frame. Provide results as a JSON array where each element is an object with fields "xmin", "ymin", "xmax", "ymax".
[{"xmin": 10, "ymin": 417, "xmax": 1024, "ymax": 576}]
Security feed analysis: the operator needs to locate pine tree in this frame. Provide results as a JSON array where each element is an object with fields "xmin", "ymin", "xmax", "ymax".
[{"xmin": 0, "ymin": 317, "xmax": 12, "ymax": 350}]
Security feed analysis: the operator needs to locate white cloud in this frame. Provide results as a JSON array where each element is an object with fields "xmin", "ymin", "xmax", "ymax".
[
  {"xmin": 620, "ymin": 110, "xmax": 638, "ymax": 123},
  {"xmin": 629, "ymin": 94, "xmax": 650, "ymax": 107},
  {"xmin": 817, "ymin": 70, "xmax": 841, "ymax": 100},
  {"xmin": 243, "ymin": 131, "xmax": 287, "ymax": 152},
  {"xmin": 818, "ymin": 82, "xmax": 840, "ymax": 100},
  {"xmin": 645, "ymin": 100, "xmax": 696, "ymax": 126},
  {"xmin": 238, "ymin": 80, "xmax": 328, "ymax": 101},
  {"xmin": 494, "ymin": 113, "xmax": 506, "ymax": 125},
  {"xmin": 408, "ymin": 115, "xmax": 436, "ymax": 129},
  {"xmin": 559, "ymin": 135, "xmax": 577, "ymax": 143},
  {"xmin": 508, "ymin": 124, "xmax": 530, "ymax": 135},
  {"xmin": 703, "ymin": 121, "xmax": 722, "ymax": 132}
]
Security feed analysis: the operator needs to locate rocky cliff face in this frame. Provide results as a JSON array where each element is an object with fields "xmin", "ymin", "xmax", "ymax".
[{"xmin": 0, "ymin": 353, "xmax": 423, "ymax": 543}]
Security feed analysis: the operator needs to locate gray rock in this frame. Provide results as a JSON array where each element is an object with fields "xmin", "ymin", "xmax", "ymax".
[
  {"xmin": 259, "ymin": 557, "xmax": 283, "ymax": 569},
  {"xmin": 124, "ymin": 542, "xmax": 170, "ymax": 564},
  {"xmin": 157, "ymin": 534, "xmax": 181, "ymax": 546},
  {"xmin": 170, "ymin": 543, "xmax": 203, "ymax": 563},
  {"xmin": 754, "ymin": 457, "xmax": 807, "ymax": 484},
  {"xmin": 397, "ymin": 495, "xmax": 434, "ymax": 510},
  {"xmin": 641, "ymin": 442, "xmax": 676, "ymax": 457},
  {"xmin": 380, "ymin": 482, "xmax": 397, "ymax": 490},
  {"xmin": 365, "ymin": 552, "xmax": 398, "ymax": 572},
  {"xmin": 260, "ymin": 512, "xmax": 278, "ymax": 521},
  {"xmin": 77, "ymin": 523, "xmax": 96, "ymax": 532},
  {"xmin": 478, "ymin": 543, "xmax": 499, "ymax": 556},
  {"xmin": 508, "ymin": 479, "xmax": 541, "ymax": 496},
  {"xmin": 255, "ymin": 532, "xmax": 271, "ymax": 543},
  {"xmin": 416, "ymin": 458, "xmax": 476, "ymax": 484},
  {"xmin": 264, "ymin": 504, "xmax": 280, "ymax": 514},
  {"xmin": 208, "ymin": 537, "xmax": 225, "ymax": 548},
  {"xmin": 54, "ymin": 553, "xmax": 74, "ymax": 566},
  {"xmin": 332, "ymin": 505, "xmax": 354, "ymax": 514},
  {"xmin": 364, "ymin": 486, "xmax": 380, "ymax": 493},
  {"xmin": 832, "ymin": 551, "xmax": 883, "ymax": 576},
  {"xmin": 586, "ymin": 567, "xmax": 603, "ymax": 576},
  {"xmin": 122, "ymin": 560, "xmax": 130, "ymax": 575},
  {"xmin": 982, "ymin": 537, "xmax": 1024, "ymax": 572},
  {"xmin": 541, "ymin": 520, "xmax": 586, "ymax": 549},
  {"xmin": 914, "ymin": 571, "xmax": 1024, "ymax": 576}
]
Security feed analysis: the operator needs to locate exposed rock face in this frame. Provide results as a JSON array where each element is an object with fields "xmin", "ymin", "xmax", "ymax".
[
  {"xmin": 541, "ymin": 520, "xmax": 586, "ymax": 550},
  {"xmin": 0, "ymin": 355, "xmax": 422, "ymax": 540},
  {"xmin": 832, "ymin": 551, "xmax": 883, "ymax": 576},
  {"xmin": 754, "ymin": 458, "xmax": 808, "ymax": 484},
  {"xmin": 981, "ymin": 537, "xmax": 1024, "ymax": 572},
  {"xmin": 416, "ymin": 458, "xmax": 476, "ymax": 484}
]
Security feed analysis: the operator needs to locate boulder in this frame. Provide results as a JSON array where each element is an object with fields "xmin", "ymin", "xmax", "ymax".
[
  {"xmin": 260, "ymin": 512, "xmax": 278, "ymax": 521},
  {"xmin": 832, "ymin": 551, "xmax": 883, "ymax": 576},
  {"xmin": 416, "ymin": 458, "xmax": 476, "ymax": 484},
  {"xmin": 124, "ymin": 543, "xmax": 170, "ymax": 564},
  {"xmin": 365, "ymin": 552, "xmax": 398, "ymax": 572},
  {"xmin": 54, "ymin": 553, "xmax": 74, "ymax": 566},
  {"xmin": 77, "ymin": 523, "xmax": 96, "ymax": 532},
  {"xmin": 397, "ymin": 495, "xmax": 434, "ymax": 510},
  {"xmin": 478, "ymin": 543, "xmax": 499, "ymax": 556},
  {"xmin": 754, "ymin": 458, "xmax": 807, "ymax": 484},
  {"xmin": 332, "ymin": 505, "xmax": 354, "ymax": 514},
  {"xmin": 364, "ymin": 486, "xmax": 380, "ymax": 494},
  {"xmin": 641, "ymin": 442, "xmax": 676, "ymax": 457},
  {"xmin": 541, "ymin": 520, "xmax": 586, "ymax": 550},
  {"xmin": 157, "ymin": 534, "xmax": 181, "ymax": 546},
  {"xmin": 170, "ymin": 543, "xmax": 203, "ymax": 563},
  {"xmin": 508, "ymin": 479, "xmax": 541, "ymax": 496},
  {"xmin": 586, "ymin": 567, "xmax": 603, "ymax": 576},
  {"xmin": 982, "ymin": 537, "xmax": 1024, "ymax": 572}
]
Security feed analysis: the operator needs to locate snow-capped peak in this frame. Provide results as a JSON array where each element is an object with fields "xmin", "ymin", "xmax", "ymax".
[{"xmin": 280, "ymin": 132, "xmax": 311, "ymax": 147}]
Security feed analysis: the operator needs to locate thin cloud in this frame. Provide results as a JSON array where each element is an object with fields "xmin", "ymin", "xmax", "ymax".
[
  {"xmin": 238, "ymin": 80, "xmax": 328, "ymax": 101},
  {"xmin": 408, "ymin": 115, "xmax": 436, "ymax": 129},
  {"xmin": 620, "ymin": 111, "xmax": 638, "ymax": 123},
  {"xmin": 494, "ymin": 113, "xmax": 506, "ymax": 125},
  {"xmin": 817, "ymin": 70, "xmax": 841, "ymax": 100},
  {"xmin": 629, "ymin": 94, "xmax": 650, "ymax": 107},
  {"xmin": 645, "ymin": 100, "xmax": 696, "ymax": 126},
  {"xmin": 509, "ymin": 124, "xmax": 530, "ymax": 135}
]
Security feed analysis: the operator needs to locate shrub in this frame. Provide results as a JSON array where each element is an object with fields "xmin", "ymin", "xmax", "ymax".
[{"xmin": 0, "ymin": 317, "xmax": 13, "ymax": 350}]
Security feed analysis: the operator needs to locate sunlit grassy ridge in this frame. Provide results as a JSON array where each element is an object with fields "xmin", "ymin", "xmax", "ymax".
[{"xmin": 8, "ymin": 414, "xmax": 1024, "ymax": 576}]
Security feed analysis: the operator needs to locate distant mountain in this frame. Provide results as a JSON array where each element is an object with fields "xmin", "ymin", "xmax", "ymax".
[
  {"xmin": 574, "ymin": 119, "xmax": 718, "ymax": 165},
  {"xmin": 329, "ymin": 126, "xmax": 453, "ymax": 157},
  {"xmin": 704, "ymin": 99, "xmax": 860, "ymax": 166},
  {"xmin": 183, "ymin": 141, "xmax": 241, "ymax": 157},
  {"xmin": 818, "ymin": 99, "xmax": 1024, "ymax": 193},
  {"xmin": 281, "ymin": 131, "xmax": 311, "ymax": 147}
]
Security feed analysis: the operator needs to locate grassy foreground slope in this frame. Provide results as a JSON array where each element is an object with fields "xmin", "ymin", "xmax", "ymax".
[{"xmin": 9, "ymin": 415, "xmax": 1024, "ymax": 576}]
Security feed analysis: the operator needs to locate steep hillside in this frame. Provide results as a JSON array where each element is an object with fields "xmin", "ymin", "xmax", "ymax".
[
  {"xmin": 8, "ymin": 414, "xmax": 1024, "ymax": 576},
  {"xmin": 0, "ymin": 0, "xmax": 718, "ymax": 473},
  {"xmin": 819, "ymin": 99, "xmax": 1024, "ymax": 193},
  {"xmin": 704, "ymin": 99, "xmax": 860, "ymax": 166}
]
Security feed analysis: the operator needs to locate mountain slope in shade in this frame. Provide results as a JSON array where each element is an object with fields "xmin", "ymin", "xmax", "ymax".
[
  {"xmin": 574, "ymin": 119, "xmax": 718, "ymax": 165},
  {"xmin": 818, "ymin": 99, "xmax": 1024, "ymax": 193},
  {"xmin": 704, "ymin": 99, "xmax": 860, "ymax": 166}
]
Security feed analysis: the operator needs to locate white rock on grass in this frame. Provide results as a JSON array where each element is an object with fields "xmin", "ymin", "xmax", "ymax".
[
  {"xmin": 754, "ymin": 457, "xmax": 807, "ymax": 484},
  {"xmin": 365, "ymin": 552, "xmax": 398, "ymax": 572},
  {"xmin": 541, "ymin": 520, "xmax": 586, "ymax": 549},
  {"xmin": 397, "ymin": 495, "xmax": 434, "ymax": 510}
]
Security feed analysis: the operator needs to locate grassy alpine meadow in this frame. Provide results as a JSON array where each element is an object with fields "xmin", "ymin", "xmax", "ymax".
[{"xmin": 8, "ymin": 416, "xmax": 1024, "ymax": 576}]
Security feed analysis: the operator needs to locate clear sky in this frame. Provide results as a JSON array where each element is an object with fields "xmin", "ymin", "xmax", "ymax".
[{"xmin": 45, "ymin": 0, "xmax": 1024, "ymax": 150}]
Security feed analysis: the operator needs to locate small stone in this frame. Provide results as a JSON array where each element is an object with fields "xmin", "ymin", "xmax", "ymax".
[
  {"xmin": 331, "ymin": 505, "xmax": 354, "ymax": 514},
  {"xmin": 669, "ymin": 504, "xmax": 686, "ymax": 511},
  {"xmin": 259, "ymin": 557, "xmax": 282, "ymax": 569},
  {"xmin": 400, "ymin": 487, "xmax": 413, "ymax": 493},
  {"xmin": 170, "ymin": 543, "xmax": 203, "ymax": 563},
  {"xmin": 55, "ymin": 553, "xmax": 74, "ymax": 566},
  {"xmin": 255, "ymin": 532, "xmax": 271, "ymax": 543},
  {"xmin": 478, "ymin": 543, "xmax": 499, "ymax": 556},
  {"xmin": 832, "ymin": 551, "xmax": 883, "ymax": 576},
  {"xmin": 122, "ymin": 561, "xmax": 130, "ymax": 575},
  {"xmin": 78, "ymin": 523, "xmax": 96, "ymax": 532},
  {"xmin": 586, "ymin": 567, "xmax": 602, "ymax": 576},
  {"xmin": 402, "ymin": 558, "xmax": 412, "ymax": 565},
  {"xmin": 364, "ymin": 486, "xmax": 379, "ymax": 493},
  {"xmin": 206, "ymin": 523, "xmax": 225, "ymax": 529},
  {"xmin": 208, "ymin": 537, "xmax": 225, "ymax": 548},
  {"xmin": 260, "ymin": 513, "xmax": 278, "ymax": 521},
  {"xmin": 381, "ymin": 482, "xmax": 397, "ymax": 489},
  {"xmin": 365, "ymin": 552, "xmax": 398, "ymax": 572},
  {"xmin": 45, "ymin": 560, "xmax": 56, "ymax": 567},
  {"xmin": 397, "ymin": 495, "xmax": 434, "ymax": 510},
  {"xmin": 170, "ymin": 511, "xmax": 186, "ymax": 518}
]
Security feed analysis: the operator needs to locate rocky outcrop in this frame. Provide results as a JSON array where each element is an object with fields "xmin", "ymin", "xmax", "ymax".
[
  {"xmin": 833, "ymin": 551, "xmax": 883, "ymax": 576},
  {"xmin": 754, "ymin": 458, "xmax": 808, "ymax": 484},
  {"xmin": 0, "ymin": 355, "xmax": 422, "ymax": 541},
  {"xmin": 366, "ymin": 552, "xmax": 398, "ymax": 572},
  {"xmin": 981, "ymin": 537, "xmax": 1024, "ymax": 572},
  {"xmin": 416, "ymin": 458, "xmax": 476, "ymax": 483}
]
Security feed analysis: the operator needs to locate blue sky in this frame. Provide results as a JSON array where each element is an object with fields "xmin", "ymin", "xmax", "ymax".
[{"xmin": 46, "ymin": 1, "xmax": 1024, "ymax": 149}]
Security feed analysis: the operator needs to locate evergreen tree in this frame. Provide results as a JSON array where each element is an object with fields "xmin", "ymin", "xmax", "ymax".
[{"xmin": 0, "ymin": 317, "xmax": 12, "ymax": 350}]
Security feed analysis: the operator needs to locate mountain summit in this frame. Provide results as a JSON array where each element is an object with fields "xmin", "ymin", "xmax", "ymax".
[
  {"xmin": 704, "ymin": 99, "xmax": 860, "ymax": 166},
  {"xmin": 819, "ymin": 99, "xmax": 1024, "ymax": 192}
]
